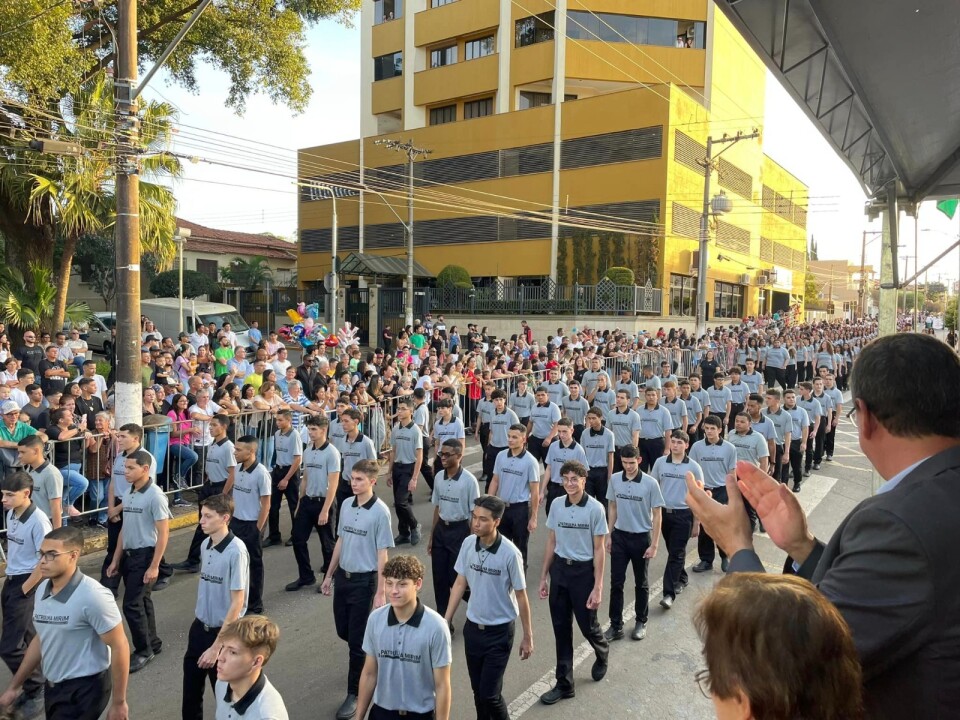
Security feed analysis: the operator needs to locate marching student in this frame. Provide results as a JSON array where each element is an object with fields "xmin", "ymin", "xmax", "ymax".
[
  {"xmin": 0, "ymin": 526, "xmax": 130, "ymax": 720},
  {"xmin": 0, "ymin": 471, "xmax": 52, "ymax": 718},
  {"xmin": 215, "ymin": 616, "xmax": 289, "ymax": 720},
  {"xmin": 445, "ymin": 495, "xmax": 534, "ymax": 720},
  {"xmin": 230, "ymin": 436, "xmax": 271, "ymax": 615},
  {"xmin": 797, "ymin": 382, "xmax": 823, "ymax": 477},
  {"xmin": 484, "ymin": 390, "xmax": 519, "ymax": 491},
  {"xmin": 387, "ymin": 398, "xmax": 424, "ymax": 547},
  {"xmin": 428, "ymin": 439, "xmax": 480, "ymax": 622},
  {"xmin": 538, "ymin": 460, "xmax": 609, "ymax": 706},
  {"xmin": 106, "ymin": 450, "xmax": 171, "ymax": 673},
  {"xmin": 543, "ymin": 367, "xmax": 570, "ymax": 409},
  {"xmin": 725, "ymin": 368, "xmax": 749, "ymax": 433},
  {"xmin": 561, "ymin": 381, "xmax": 590, "ymax": 442},
  {"xmin": 541, "ymin": 419, "xmax": 588, "ymax": 515},
  {"xmin": 678, "ymin": 379, "xmax": 704, "ymax": 442},
  {"xmin": 182, "ymin": 493, "xmax": 249, "ymax": 720},
  {"xmin": 320, "ymin": 459, "xmax": 395, "ymax": 720},
  {"xmin": 580, "ymin": 408, "xmax": 614, "ymax": 507},
  {"xmin": 783, "ymin": 389, "xmax": 811, "ymax": 492},
  {"xmin": 740, "ymin": 357, "xmax": 764, "ymax": 395},
  {"xmin": 356, "ymin": 555, "xmax": 453, "ymax": 720},
  {"xmin": 762, "ymin": 389, "xmax": 793, "ymax": 484},
  {"xmin": 687, "ymin": 374, "xmax": 711, "ymax": 442},
  {"xmin": 608, "ymin": 390, "xmax": 642, "ymax": 474},
  {"xmin": 19, "ymin": 434, "xmax": 62, "ymax": 530},
  {"xmin": 636, "ymin": 388, "xmax": 673, "ymax": 474},
  {"xmin": 822, "ymin": 372, "xmax": 844, "ymax": 462},
  {"xmin": 527, "ymin": 386, "xmax": 561, "ymax": 466},
  {"xmin": 488, "ymin": 424, "xmax": 541, "ymax": 569},
  {"xmin": 508, "ymin": 376, "xmax": 534, "ymax": 428},
  {"xmin": 706, "ymin": 372, "xmax": 732, "ymax": 437},
  {"xmin": 810, "ymin": 377, "xmax": 834, "ymax": 470},
  {"xmin": 615, "ymin": 366, "xmax": 640, "ymax": 411},
  {"xmin": 285, "ymin": 415, "xmax": 340, "ymax": 591},
  {"xmin": 412, "ymin": 388, "xmax": 435, "ymax": 491},
  {"xmin": 336, "ymin": 408, "xmax": 378, "ymax": 512},
  {"xmin": 263, "ymin": 409, "xmax": 303, "ymax": 548},
  {"xmin": 430, "ymin": 398, "xmax": 465, "ymax": 479},
  {"xmin": 688, "ymin": 416, "xmax": 738, "ymax": 573},
  {"xmin": 659, "ymin": 381, "xmax": 687, "ymax": 437},
  {"xmin": 605, "ymin": 445, "xmax": 663, "ymax": 643},
  {"xmin": 473, "ymin": 382, "xmax": 496, "ymax": 476}
]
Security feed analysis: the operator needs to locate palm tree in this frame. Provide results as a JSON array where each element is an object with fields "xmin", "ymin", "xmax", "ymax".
[
  {"xmin": 220, "ymin": 256, "xmax": 274, "ymax": 291},
  {"xmin": 0, "ymin": 263, "xmax": 91, "ymax": 333},
  {"xmin": 0, "ymin": 73, "xmax": 180, "ymax": 330}
]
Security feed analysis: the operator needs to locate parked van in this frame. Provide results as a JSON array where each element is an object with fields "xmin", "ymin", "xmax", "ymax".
[{"xmin": 140, "ymin": 299, "xmax": 254, "ymax": 348}]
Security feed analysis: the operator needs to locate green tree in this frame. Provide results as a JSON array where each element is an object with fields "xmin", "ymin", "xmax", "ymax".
[
  {"xmin": 74, "ymin": 234, "xmax": 118, "ymax": 311},
  {"xmin": 603, "ymin": 266, "xmax": 635, "ymax": 285},
  {"xmin": 946, "ymin": 296, "xmax": 958, "ymax": 331},
  {"xmin": 436, "ymin": 264, "xmax": 472, "ymax": 289},
  {"xmin": 150, "ymin": 269, "xmax": 219, "ymax": 299},
  {"xmin": 0, "ymin": 263, "xmax": 91, "ymax": 333},
  {"xmin": 220, "ymin": 256, "xmax": 274, "ymax": 291},
  {"xmin": 804, "ymin": 272, "xmax": 820, "ymax": 304}
]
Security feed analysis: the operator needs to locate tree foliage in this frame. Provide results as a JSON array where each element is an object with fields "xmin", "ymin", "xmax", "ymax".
[
  {"xmin": 437, "ymin": 264, "xmax": 472, "ymax": 289},
  {"xmin": 74, "ymin": 233, "xmax": 118, "ymax": 310},
  {"xmin": 150, "ymin": 269, "xmax": 219, "ymax": 299},
  {"xmin": 946, "ymin": 296, "xmax": 958, "ymax": 331},
  {"xmin": 0, "ymin": 263, "xmax": 91, "ymax": 333},
  {"xmin": 220, "ymin": 256, "xmax": 274, "ymax": 290},
  {"xmin": 603, "ymin": 266, "xmax": 635, "ymax": 285}
]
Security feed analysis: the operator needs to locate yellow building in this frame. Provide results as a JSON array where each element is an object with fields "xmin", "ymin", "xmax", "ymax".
[{"xmin": 298, "ymin": 0, "xmax": 808, "ymax": 320}]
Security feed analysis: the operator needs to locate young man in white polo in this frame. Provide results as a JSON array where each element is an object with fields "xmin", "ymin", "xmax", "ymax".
[
  {"xmin": 387, "ymin": 398, "xmax": 424, "ymax": 547},
  {"xmin": 230, "ymin": 435, "xmax": 271, "ymax": 615},
  {"xmin": 688, "ymin": 416, "xmax": 738, "ymax": 573},
  {"xmin": 488, "ymin": 424, "xmax": 541, "ymax": 570}
]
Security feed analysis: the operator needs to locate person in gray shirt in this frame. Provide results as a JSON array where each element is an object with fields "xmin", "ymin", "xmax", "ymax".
[
  {"xmin": 543, "ymin": 367, "xmax": 570, "ymax": 409},
  {"xmin": 527, "ymin": 387, "xmax": 561, "ymax": 467},
  {"xmin": 783, "ymin": 389, "xmax": 811, "ymax": 492},
  {"xmin": 214, "ymin": 616, "xmax": 289, "ymax": 720},
  {"xmin": 639, "ymin": 366, "xmax": 661, "ymax": 393},
  {"xmin": 336, "ymin": 408, "xmax": 378, "ymax": 511},
  {"xmin": 562, "ymin": 381, "xmax": 590, "ymax": 442},
  {"xmin": 388, "ymin": 398, "xmax": 425, "ymax": 547},
  {"xmin": 660, "ymin": 381, "xmax": 688, "ymax": 435},
  {"xmin": 707, "ymin": 373, "xmax": 733, "ymax": 437},
  {"xmin": 19, "ymin": 435, "xmax": 62, "ymax": 528},
  {"xmin": 542, "ymin": 419, "xmax": 588, "ymax": 515},
  {"xmin": 823, "ymin": 373, "xmax": 844, "ymax": 462},
  {"xmin": 230, "ymin": 436, "xmax": 271, "ymax": 616},
  {"xmin": 798, "ymin": 381, "xmax": 823, "ymax": 476},
  {"xmin": 590, "ymin": 373, "xmax": 616, "ymax": 419},
  {"xmin": 616, "ymin": 367, "xmax": 641, "ymax": 411},
  {"xmin": 539, "ymin": 460, "xmax": 609, "ymax": 705},
  {"xmin": 679, "ymin": 379, "xmax": 704, "ymax": 441},
  {"xmin": 508, "ymin": 376, "xmax": 535, "ymax": 426},
  {"xmin": 762, "ymin": 389, "xmax": 793, "ymax": 485},
  {"xmin": 485, "ymin": 390, "xmax": 519, "ymax": 486},
  {"xmin": 580, "ymin": 357, "xmax": 606, "ymax": 399},
  {"xmin": 582, "ymin": 408, "xmax": 614, "ymax": 506},
  {"xmin": 729, "ymin": 413, "xmax": 770, "ymax": 473},
  {"xmin": 689, "ymin": 416, "xmax": 738, "ymax": 574},
  {"xmin": 741, "ymin": 358, "xmax": 764, "ymax": 395},
  {"xmin": 489, "ymin": 425, "xmax": 541, "ymax": 568},
  {"xmin": 431, "ymin": 399, "xmax": 466, "ymax": 479},
  {"xmin": 264, "ymin": 409, "xmax": 303, "ymax": 548},
  {"xmin": 106, "ymin": 450, "xmax": 171, "ymax": 672},
  {"xmin": 764, "ymin": 339, "xmax": 789, "ymax": 390}
]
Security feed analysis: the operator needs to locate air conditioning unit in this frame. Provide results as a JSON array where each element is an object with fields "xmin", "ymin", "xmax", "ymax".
[
  {"xmin": 756, "ymin": 273, "xmax": 770, "ymax": 285},
  {"xmin": 767, "ymin": 269, "xmax": 779, "ymax": 284},
  {"xmin": 739, "ymin": 273, "xmax": 753, "ymax": 286}
]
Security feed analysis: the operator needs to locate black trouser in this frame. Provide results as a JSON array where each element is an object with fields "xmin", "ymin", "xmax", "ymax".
[
  {"xmin": 333, "ymin": 568, "xmax": 377, "ymax": 696},
  {"xmin": 764, "ymin": 366, "xmax": 786, "ymax": 390},
  {"xmin": 788, "ymin": 439, "xmax": 803, "ymax": 487},
  {"xmin": 697, "ymin": 486, "xmax": 727, "ymax": 564},
  {"xmin": 478, "ymin": 423, "xmax": 490, "ymax": 453},
  {"xmin": 824, "ymin": 421, "xmax": 837, "ymax": 457},
  {"xmin": 100, "ymin": 497, "xmax": 123, "ymax": 593},
  {"xmin": 609, "ymin": 529, "xmax": 651, "ymax": 627},
  {"xmin": 182, "ymin": 618, "xmax": 219, "ymax": 720},
  {"xmin": 813, "ymin": 419, "xmax": 827, "ymax": 465},
  {"xmin": 785, "ymin": 364, "xmax": 798, "ymax": 388},
  {"xmin": 527, "ymin": 436, "xmax": 548, "ymax": 465},
  {"xmin": 585, "ymin": 467, "xmax": 608, "ymax": 510},
  {"xmin": 482, "ymin": 445, "xmax": 505, "ymax": 484},
  {"xmin": 499, "ymin": 502, "xmax": 530, "ymax": 568},
  {"xmin": 804, "ymin": 424, "xmax": 816, "ymax": 471},
  {"xmin": 185, "ymin": 480, "xmax": 227, "ymax": 567},
  {"xmin": 464, "ymin": 619, "xmax": 514, "ymax": 720},
  {"xmin": 292, "ymin": 495, "xmax": 338, "ymax": 582},
  {"xmin": 638, "ymin": 438, "xmax": 664, "ymax": 473},
  {"xmin": 335, "ymin": 478, "xmax": 354, "ymax": 513},
  {"xmin": 391, "ymin": 463, "xmax": 418, "ymax": 538},
  {"xmin": 230, "ymin": 519, "xmax": 264, "ymax": 614},
  {"xmin": 774, "ymin": 443, "xmax": 788, "ymax": 484},
  {"xmin": 661, "ymin": 509, "xmax": 693, "ymax": 599},
  {"xmin": 370, "ymin": 706, "xmax": 434, "ymax": 720},
  {"xmin": 543, "ymin": 482, "xmax": 565, "ymax": 518},
  {"xmin": 572, "ymin": 424, "xmax": 584, "ymax": 443},
  {"xmin": 0, "ymin": 574, "xmax": 43, "ymax": 698},
  {"xmin": 549, "ymin": 557, "xmax": 608, "ymax": 690},
  {"xmin": 268, "ymin": 465, "xmax": 299, "ymax": 542},
  {"xmin": 45, "ymin": 669, "xmax": 111, "ymax": 720},
  {"xmin": 431, "ymin": 519, "xmax": 470, "ymax": 615},
  {"xmin": 120, "ymin": 547, "xmax": 162, "ymax": 655},
  {"xmin": 727, "ymin": 403, "xmax": 744, "ymax": 433},
  {"xmin": 420, "ymin": 452, "xmax": 435, "ymax": 491}
]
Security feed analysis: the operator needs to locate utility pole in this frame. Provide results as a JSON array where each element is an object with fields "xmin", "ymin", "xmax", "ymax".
[
  {"xmin": 858, "ymin": 230, "xmax": 867, "ymax": 318},
  {"xmin": 695, "ymin": 130, "xmax": 760, "ymax": 340},
  {"xmin": 374, "ymin": 138, "xmax": 432, "ymax": 327}
]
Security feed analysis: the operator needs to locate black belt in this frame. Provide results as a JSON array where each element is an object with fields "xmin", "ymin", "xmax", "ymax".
[
  {"xmin": 123, "ymin": 546, "xmax": 154, "ymax": 557},
  {"xmin": 613, "ymin": 528, "xmax": 651, "ymax": 537},
  {"xmin": 439, "ymin": 518, "xmax": 469, "ymax": 526},
  {"xmin": 338, "ymin": 569, "xmax": 376, "ymax": 580},
  {"xmin": 467, "ymin": 619, "xmax": 513, "ymax": 631},
  {"xmin": 504, "ymin": 500, "xmax": 529, "ymax": 508},
  {"xmin": 305, "ymin": 495, "xmax": 325, "ymax": 500},
  {"xmin": 197, "ymin": 619, "xmax": 222, "ymax": 633},
  {"xmin": 663, "ymin": 508, "xmax": 691, "ymax": 514},
  {"xmin": 554, "ymin": 554, "xmax": 592, "ymax": 567},
  {"xmin": 46, "ymin": 669, "xmax": 108, "ymax": 690},
  {"xmin": 394, "ymin": 462, "xmax": 414, "ymax": 468}
]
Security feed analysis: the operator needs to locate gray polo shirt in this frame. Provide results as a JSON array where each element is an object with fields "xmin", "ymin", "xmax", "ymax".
[
  {"xmin": 762, "ymin": 407, "xmax": 792, "ymax": 444},
  {"xmin": 608, "ymin": 408, "xmax": 641, "ymax": 447},
  {"xmin": 707, "ymin": 386, "xmax": 732, "ymax": 414},
  {"xmin": 432, "ymin": 417, "xmax": 465, "ymax": 456},
  {"xmin": 529, "ymin": 402, "xmax": 561, "ymax": 439},
  {"xmin": 727, "ymin": 381, "xmax": 749, "ymax": 404},
  {"xmin": 508, "ymin": 390, "xmax": 534, "ymax": 419},
  {"xmin": 391, "ymin": 422, "xmax": 423, "ymax": 465},
  {"xmin": 689, "ymin": 439, "xmax": 738, "ymax": 489},
  {"xmin": 581, "ymin": 427, "xmax": 614, "ymax": 468},
  {"xmin": 615, "ymin": 379, "xmax": 639, "ymax": 402},
  {"xmin": 454, "ymin": 533, "xmax": 525, "ymax": 626},
  {"xmin": 215, "ymin": 674, "xmax": 289, "ymax": 720},
  {"xmin": 337, "ymin": 494, "xmax": 394, "ymax": 573},
  {"xmin": 6, "ymin": 503, "xmax": 52, "ymax": 576},
  {"xmin": 741, "ymin": 371, "xmax": 763, "ymax": 394},
  {"xmin": 561, "ymin": 396, "xmax": 589, "ymax": 426},
  {"xmin": 544, "ymin": 440, "xmax": 588, "ymax": 484},
  {"xmin": 812, "ymin": 392, "xmax": 835, "ymax": 414},
  {"xmin": 750, "ymin": 415, "xmax": 777, "ymax": 442},
  {"xmin": 639, "ymin": 374, "xmax": 661, "ymax": 391},
  {"xmin": 785, "ymin": 406, "xmax": 810, "ymax": 439},
  {"xmin": 34, "ymin": 570, "xmax": 122, "ymax": 683},
  {"xmin": 362, "ymin": 601, "xmax": 452, "ymax": 714},
  {"xmin": 273, "ymin": 429, "xmax": 303, "ymax": 467},
  {"xmin": 122, "ymin": 480, "xmax": 172, "ymax": 549},
  {"xmin": 232, "ymin": 461, "xmax": 271, "ymax": 522},
  {"xmin": 492, "ymin": 449, "xmax": 540, "ymax": 503},
  {"xmin": 431, "ymin": 467, "xmax": 480, "ymax": 522},
  {"xmin": 765, "ymin": 346, "xmax": 789, "ymax": 369},
  {"xmin": 341, "ymin": 433, "xmax": 378, "ymax": 482},
  {"xmin": 329, "ymin": 417, "xmax": 348, "ymax": 451},
  {"xmin": 591, "ymin": 388, "xmax": 616, "ymax": 418},
  {"xmin": 488, "ymin": 409, "xmax": 519, "ymax": 447},
  {"xmin": 580, "ymin": 370, "xmax": 606, "ymax": 398},
  {"xmin": 547, "ymin": 493, "xmax": 607, "ymax": 562},
  {"xmin": 797, "ymin": 396, "xmax": 823, "ymax": 426},
  {"xmin": 638, "ymin": 405, "xmax": 674, "ymax": 439},
  {"xmin": 544, "ymin": 381, "xmax": 569, "ymax": 408},
  {"xmin": 413, "ymin": 404, "xmax": 429, "ymax": 436},
  {"xmin": 729, "ymin": 429, "xmax": 769, "ymax": 466},
  {"xmin": 650, "ymin": 455, "xmax": 703, "ymax": 509},
  {"xmin": 303, "ymin": 441, "xmax": 341, "ymax": 497},
  {"xmin": 659, "ymin": 398, "xmax": 687, "ymax": 430},
  {"xmin": 111, "ymin": 447, "xmax": 157, "ymax": 498},
  {"xmin": 196, "ymin": 532, "xmax": 249, "ymax": 627},
  {"xmin": 825, "ymin": 387, "xmax": 843, "ymax": 412},
  {"xmin": 681, "ymin": 395, "xmax": 702, "ymax": 424},
  {"xmin": 476, "ymin": 398, "xmax": 494, "ymax": 425},
  {"xmin": 26, "ymin": 462, "xmax": 62, "ymax": 519},
  {"xmin": 205, "ymin": 438, "xmax": 237, "ymax": 484},
  {"xmin": 691, "ymin": 387, "xmax": 711, "ymax": 413},
  {"xmin": 606, "ymin": 470, "xmax": 665, "ymax": 533}
]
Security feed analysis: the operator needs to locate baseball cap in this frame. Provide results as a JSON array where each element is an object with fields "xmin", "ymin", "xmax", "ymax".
[{"xmin": 1, "ymin": 400, "xmax": 21, "ymax": 415}]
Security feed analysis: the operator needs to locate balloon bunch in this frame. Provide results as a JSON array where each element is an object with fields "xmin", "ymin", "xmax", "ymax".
[
  {"xmin": 338, "ymin": 322, "xmax": 360, "ymax": 350},
  {"xmin": 278, "ymin": 302, "xmax": 328, "ymax": 349}
]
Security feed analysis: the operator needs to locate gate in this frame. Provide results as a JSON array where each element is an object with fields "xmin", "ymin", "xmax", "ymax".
[
  {"xmin": 237, "ymin": 287, "xmax": 327, "ymax": 333},
  {"xmin": 379, "ymin": 288, "xmax": 406, "ymax": 348},
  {"xmin": 345, "ymin": 288, "xmax": 370, "ymax": 345}
]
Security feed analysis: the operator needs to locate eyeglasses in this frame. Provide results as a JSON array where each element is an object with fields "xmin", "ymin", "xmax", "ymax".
[
  {"xmin": 694, "ymin": 669, "xmax": 712, "ymax": 698},
  {"xmin": 37, "ymin": 550, "xmax": 76, "ymax": 562},
  {"xmin": 438, "ymin": 451, "xmax": 458, "ymax": 458},
  {"xmin": 561, "ymin": 476, "xmax": 583, "ymax": 484},
  {"xmin": 846, "ymin": 405, "xmax": 858, "ymax": 427}
]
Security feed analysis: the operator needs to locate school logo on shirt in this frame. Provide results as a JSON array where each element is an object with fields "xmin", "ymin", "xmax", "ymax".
[
  {"xmin": 342, "ymin": 524, "xmax": 369, "ymax": 537},
  {"xmin": 469, "ymin": 561, "xmax": 502, "ymax": 576},
  {"xmin": 378, "ymin": 649, "xmax": 422, "ymax": 663},
  {"xmin": 34, "ymin": 613, "xmax": 70, "ymax": 625},
  {"xmin": 557, "ymin": 521, "xmax": 590, "ymax": 530},
  {"xmin": 201, "ymin": 572, "xmax": 224, "ymax": 585}
]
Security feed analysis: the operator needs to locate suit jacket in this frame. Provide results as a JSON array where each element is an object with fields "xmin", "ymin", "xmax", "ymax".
[{"xmin": 728, "ymin": 445, "xmax": 960, "ymax": 719}]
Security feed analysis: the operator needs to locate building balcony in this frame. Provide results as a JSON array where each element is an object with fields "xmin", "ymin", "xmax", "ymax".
[
  {"xmin": 510, "ymin": 41, "xmax": 555, "ymax": 88},
  {"xmin": 414, "ymin": 53, "xmax": 499, "ymax": 107},
  {"xmin": 565, "ymin": 42, "xmax": 705, "ymax": 86},
  {"xmin": 416, "ymin": 0, "xmax": 500, "ymax": 49},
  {"xmin": 372, "ymin": 16, "xmax": 404, "ymax": 58},
  {"xmin": 372, "ymin": 76, "xmax": 404, "ymax": 114}
]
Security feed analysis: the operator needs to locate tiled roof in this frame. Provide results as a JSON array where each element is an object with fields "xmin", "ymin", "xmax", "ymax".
[{"xmin": 176, "ymin": 218, "xmax": 297, "ymax": 261}]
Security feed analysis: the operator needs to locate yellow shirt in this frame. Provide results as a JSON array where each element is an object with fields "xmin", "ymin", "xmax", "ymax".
[{"xmin": 247, "ymin": 373, "xmax": 264, "ymax": 391}]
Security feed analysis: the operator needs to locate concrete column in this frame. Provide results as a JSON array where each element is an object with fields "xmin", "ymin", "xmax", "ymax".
[
  {"xmin": 369, "ymin": 285, "xmax": 381, "ymax": 349},
  {"xmin": 548, "ymin": 1, "xmax": 567, "ymax": 282},
  {"xmin": 336, "ymin": 287, "xmax": 347, "ymax": 330},
  {"xmin": 878, "ymin": 196, "xmax": 899, "ymax": 337},
  {"xmin": 497, "ymin": 0, "xmax": 512, "ymax": 113}
]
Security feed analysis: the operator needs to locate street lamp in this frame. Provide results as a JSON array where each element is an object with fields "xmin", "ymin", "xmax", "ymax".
[
  {"xmin": 174, "ymin": 226, "xmax": 191, "ymax": 335},
  {"xmin": 695, "ymin": 189, "xmax": 733, "ymax": 338}
]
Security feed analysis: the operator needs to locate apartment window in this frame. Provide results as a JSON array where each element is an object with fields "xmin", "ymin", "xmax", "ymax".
[
  {"xmin": 515, "ymin": 12, "xmax": 555, "ymax": 47},
  {"xmin": 465, "ymin": 35, "xmax": 495, "ymax": 60},
  {"xmin": 374, "ymin": 52, "xmax": 403, "ymax": 81},
  {"xmin": 566, "ymin": 11, "xmax": 705, "ymax": 49},
  {"xmin": 196, "ymin": 259, "xmax": 219, "ymax": 283},
  {"xmin": 373, "ymin": 0, "xmax": 402, "ymax": 24},
  {"xmin": 670, "ymin": 274, "xmax": 696, "ymax": 316},
  {"xmin": 564, "ymin": 93, "xmax": 578, "ymax": 102},
  {"xmin": 714, "ymin": 281, "xmax": 744, "ymax": 319},
  {"xmin": 431, "ymin": 0, "xmax": 456, "ymax": 6},
  {"xmin": 519, "ymin": 91, "xmax": 552, "ymax": 110},
  {"xmin": 429, "ymin": 105, "xmax": 457, "ymax": 125},
  {"xmin": 430, "ymin": 44, "xmax": 458, "ymax": 68},
  {"xmin": 464, "ymin": 97, "xmax": 493, "ymax": 119}
]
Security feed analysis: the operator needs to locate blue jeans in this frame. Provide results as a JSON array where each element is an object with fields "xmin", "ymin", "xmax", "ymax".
[
  {"xmin": 88, "ymin": 478, "xmax": 109, "ymax": 523},
  {"xmin": 59, "ymin": 463, "xmax": 90, "ymax": 517},
  {"xmin": 257, "ymin": 436, "xmax": 275, "ymax": 467},
  {"xmin": 168, "ymin": 444, "xmax": 198, "ymax": 501}
]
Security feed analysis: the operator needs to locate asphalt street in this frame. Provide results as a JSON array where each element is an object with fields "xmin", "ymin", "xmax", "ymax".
[{"xmin": 1, "ymin": 411, "xmax": 873, "ymax": 719}]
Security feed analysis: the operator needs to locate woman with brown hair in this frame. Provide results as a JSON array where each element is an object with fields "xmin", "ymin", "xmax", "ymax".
[{"xmin": 694, "ymin": 573, "xmax": 863, "ymax": 720}]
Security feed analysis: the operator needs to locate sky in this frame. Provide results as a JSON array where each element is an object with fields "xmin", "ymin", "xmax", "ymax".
[{"xmin": 144, "ymin": 15, "xmax": 960, "ymax": 292}]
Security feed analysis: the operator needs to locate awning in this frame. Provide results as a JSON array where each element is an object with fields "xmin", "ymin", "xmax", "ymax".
[
  {"xmin": 337, "ymin": 252, "xmax": 434, "ymax": 278},
  {"xmin": 715, "ymin": 0, "xmax": 960, "ymax": 202}
]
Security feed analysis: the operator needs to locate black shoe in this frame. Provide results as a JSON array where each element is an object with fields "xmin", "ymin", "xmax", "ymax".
[
  {"xmin": 720, "ymin": 557, "xmax": 729, "ymax": 573},
  {"xmin": 152, "ymin": 577, "xmax": 170, "ymax": 591},
  {"xmin": 171, "ymin": 561, "xmax": 199, "ymax": 573},
  {"xmin": 335, "ymin": 693, "xmax": 358, "ymax": 719},
  {"xmin": 591, "ymin": 657, "xmax": 608, "ymax": 681},
  {"xmin": 284, "ymin": 538, "xmax": 294, "ymax": 547},
  {"xmin": 410, "ymin": 524, "xmax": 422, "ymax": 546},
  {"xmin": 692, "ymin": 560, "xmax": 712, "ymax": 573},
  {"xmin": 631, "ymin": 621, "xmax": 646, "ymax": 640},
  {"xmin": 153, "ymin": 643, "xmax": 163, "ymax": 656},
  {"xmin": 793, "ymin": 482, "xmax": 802, "ymax": 493},
  {"xmin": 285, "ymin": 577, "xmax": 316, "ymax": 591},
  {"xmin": 394, "ymin": 535, "xmax": 411, "ymax": 545},
  {"xmin": 261, "ymin": 537, "xmax": 281, "ymax": 548},
  {"xmin": 603, "ymin": 624, "xmax": 624, "ymax": 642},
  {"xmin": 540, "ymin": 685, "xmax": 575, "ymax": 705},
  {"xmin": 660, "ymin": 595, "xmax": 674, "ymax": 610},
  {"xmin": 129, "ymin": 652, "xmax": 155, "ymax": 673}
]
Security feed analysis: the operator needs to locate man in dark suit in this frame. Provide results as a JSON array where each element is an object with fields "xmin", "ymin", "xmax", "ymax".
[{"xmin": 686, "ymin": 333, "xmax": 960, "ymax": 719}]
